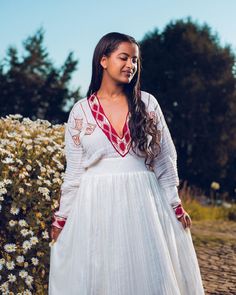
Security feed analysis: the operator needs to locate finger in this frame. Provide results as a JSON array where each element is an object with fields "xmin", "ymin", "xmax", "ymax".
[
  {"xmin": 183, "ymin": 215, "xmax": 188, "ymax": 229},
  {"xmin": 179, "ymin": 216, "xmax": 186, "ymax": 229},
  {"xmin": 185, "ymin": 215, "xmax": 191, "ymax": 228},
  {"xmin": 50, "ymin": 229, "xmax": 54, "ymax": 240}
]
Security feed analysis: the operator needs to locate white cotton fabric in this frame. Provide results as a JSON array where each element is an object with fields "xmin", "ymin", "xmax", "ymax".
[
  {"xmin": 48, "ymin": 90, "xmax": 205, "ymax": 294},
  {"xmin": 49, "ymin": 156, "xmax": 204, "ymax": 295}
]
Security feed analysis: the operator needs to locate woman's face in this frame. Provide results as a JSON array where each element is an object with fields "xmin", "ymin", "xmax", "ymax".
[{"xmin": 100, "ymin": 41, "xmax": 139, "ymax": 84}]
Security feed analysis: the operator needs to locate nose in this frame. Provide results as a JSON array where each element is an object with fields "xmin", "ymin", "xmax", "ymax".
[{"xmin": 126, "ymin": 58, "xmax": 135, "ymax": 69}]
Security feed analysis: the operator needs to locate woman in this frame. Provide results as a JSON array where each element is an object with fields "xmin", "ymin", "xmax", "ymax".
[{"xmin": 48, "ymin": 32, "xmax": 205, "ymax": 294}]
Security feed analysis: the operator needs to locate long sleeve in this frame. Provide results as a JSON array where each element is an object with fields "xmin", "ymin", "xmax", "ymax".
[
  {"xmin": 53, "ymin": 103, "xmax": 86, "ymax": 224},
  {"xmin": 148, "ymin": 93, "xmax": 181, "ymax": 208}
]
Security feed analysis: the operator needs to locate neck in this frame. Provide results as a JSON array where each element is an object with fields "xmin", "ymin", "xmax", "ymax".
[{"xmin": 97, "ymin": 80, "xmax": 126, "ymax": 102}]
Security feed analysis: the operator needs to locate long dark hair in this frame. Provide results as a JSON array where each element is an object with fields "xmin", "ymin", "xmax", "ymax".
[{"xmin": 86, "ymin": 32, "xmax": 161, "ymax": 170}]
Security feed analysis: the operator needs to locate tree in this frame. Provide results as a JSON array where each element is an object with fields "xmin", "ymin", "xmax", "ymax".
[
  {"xmin": 139, "ymin": 17, "xmax": 236, "ymax": 196},
  {"xmin": 0, "ymin": 27, "xmax": 81, "ymax": 124}
]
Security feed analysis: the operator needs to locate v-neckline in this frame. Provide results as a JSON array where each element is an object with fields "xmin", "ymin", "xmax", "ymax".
[
  {"xmin": 87, "ymin": 92, "xmax": 132, "ymax": 157},
  {"xmin": 94, "ymin": 91, "xmax": 130, "ymax": 139}
]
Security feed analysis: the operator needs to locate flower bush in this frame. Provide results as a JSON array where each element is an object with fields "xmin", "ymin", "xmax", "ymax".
[{"xmin": 0, "ymin": 114, "xmax": 65, "ymax": 294}]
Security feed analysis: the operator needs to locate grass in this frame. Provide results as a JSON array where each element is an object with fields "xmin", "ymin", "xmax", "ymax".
[{"xmin": 182, "ymin": 199, "xmax": 236, "ymax": 221}]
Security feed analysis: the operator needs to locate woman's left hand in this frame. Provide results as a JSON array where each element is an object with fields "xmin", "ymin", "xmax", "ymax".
[{"xmin": 178, "ymin": 211, "xmax": 192, "ymax": 229}]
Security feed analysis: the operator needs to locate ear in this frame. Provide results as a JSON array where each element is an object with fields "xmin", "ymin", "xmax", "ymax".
[{"xmin": 100, "ymin": 55, "xmax": 107, "ymax": 69}]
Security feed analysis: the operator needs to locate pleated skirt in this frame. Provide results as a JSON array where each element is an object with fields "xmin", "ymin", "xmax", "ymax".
[{"xmin": 48, "ymin": 155, "xmax": 205, "ymax": 295}]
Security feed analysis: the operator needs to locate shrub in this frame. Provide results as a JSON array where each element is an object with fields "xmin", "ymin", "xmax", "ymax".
[{"xmin": 0, "ymin": 114, "xmax": 65, "ymax": 294}]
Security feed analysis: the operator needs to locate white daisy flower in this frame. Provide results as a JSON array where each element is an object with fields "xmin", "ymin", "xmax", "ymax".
[
  {"xmin": 8, "ymin": 273, "xmax": 16, "ymax": 282},
  {"xmin": 19, "ymin": 187, "xmax": 25, "ymax": 193},
  {"xmin": 8, "ymin": 114, "xmax": 23, "ymax": 119},
  {"xmin": 35, "ymin": 160, "xmax": 42, "ymax": 167},
  {"xmin": 20, "ymin": 229, "xmax": 30, "ymax": 237},
  {"xmin": 47, "ymin": 146, "xmax": 54, "ymax": 152},
  {"xmin": 25, "ymin": 164, "xmax": 32, "ymax": 171},
  {"xmin": 42, "ymin": 230, "xmax": 49, "ymax": 239},
  {"xmin": 4, "ymin": 243, "xmax": 17, "ymax": 253},
  {"xmin": 4, "ymin": 179, "xmax": 12, "ymax": 185},
  {"xmin": 26, "ymin": 145, "xmax": 33, "ymax": 150},
  {"xmin": 57, "ymin": 162, "xmax": 64, "ymax": 170},
  {"xmin": 45, "ymin": 195, "xmax": 51, "ymax": 201},
  {"xmin": 40, "ymin": 166, "xmax": 47, "ymax": 173},
  {"xmin": 0, "ymin": 281, "xmax": 9, "ymax": 292},
  {"xmin": 15, "ymin": 159, "xmax": 23, "ymax": 165},
  {"xmin": 19, "ymin": 219, "xmax": 28, "ymax": 227},
  {"xmin": 10, "ymin": 207, "xmax": 20, "ymax": 215},
  {"xmin": 43, "ymin": 179, "xmax": 52, "ymax": 186},
  {"xmin": 25, "ymin": 275, "xmax": 33, "ymax": 285},
  {"xmin": 2, "ymin": 157, "xmax": 14, "ymax": 164},
  {"xmin": 19, "ymin": 173, "xmax": 26, "ymax": 179},
  {"xmin": 30, "ymin": 236, "xmax": 38, "ymax": 245},
  {"xmin": 0, "ymin": 258, "xmax": 5, "ymax": 264},
  {"xmin": 38, "ymin": 187, "xmax": 50, "ymax": 197},
  {"xmin": 31, "ymin": 257, "xmax": 39, "ymax": 266},
  {"xmin": 9, "ymin": 220, "xmax": 17, "ymax": 227},
  {"xmin": 19, "ymin": 270, "xmax": 28, "ymax": 278},
  {"xmin": 22, "ymin": 240, "xmax": 31, "ymax": 250},
  {"xmin": 6, "ymin": 261, "xmax": 15, "ymax": 270}
]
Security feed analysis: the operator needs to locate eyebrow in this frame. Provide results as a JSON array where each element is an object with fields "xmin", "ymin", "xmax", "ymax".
[{"xmin": 118, "ymin": 52, "xmax": 138, "ymax": 58}]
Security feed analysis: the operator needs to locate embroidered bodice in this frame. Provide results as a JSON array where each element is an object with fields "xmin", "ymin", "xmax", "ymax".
[{"xmin": 54, "ymin": 90, "xmax": 181, "ymax": 220}]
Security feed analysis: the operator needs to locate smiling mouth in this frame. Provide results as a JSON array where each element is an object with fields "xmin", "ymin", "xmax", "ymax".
[{"xmin": 123, "ymin": 71, "xmax": 133, "ymax": 76}]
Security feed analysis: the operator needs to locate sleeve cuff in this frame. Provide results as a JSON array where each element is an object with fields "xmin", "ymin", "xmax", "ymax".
[{"xmin": 52, "ymin": 214, "xmax": 67, "ymax": 229}]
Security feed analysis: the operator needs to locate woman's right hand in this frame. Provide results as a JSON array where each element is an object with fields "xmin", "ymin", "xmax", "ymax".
[{"xmin": 50, "ymin": 225, "xmax": 62, "ymax": 243}]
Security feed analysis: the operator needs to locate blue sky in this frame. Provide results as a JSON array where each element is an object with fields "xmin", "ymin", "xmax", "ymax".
[{"xmin": 1, "ymin": 0, "xmax": 236, "ymax": 97}]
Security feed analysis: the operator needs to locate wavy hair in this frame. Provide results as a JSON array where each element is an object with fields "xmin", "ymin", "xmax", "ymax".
[{"xmin": 86, "ymin": 32, "xmax": 161, "ymax": 170}]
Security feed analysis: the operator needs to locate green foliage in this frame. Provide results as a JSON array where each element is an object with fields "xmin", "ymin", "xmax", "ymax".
[
  {"xmin": 182, "ymin": 199, "xmax": 236, "ymax": 221},
  {"xmin": 139, "ymin": 17, "xmax": 236, "ymax": 195},
  {"xmin": 0, "ymin": 27, "xmax": 81, "ymax": 124}
]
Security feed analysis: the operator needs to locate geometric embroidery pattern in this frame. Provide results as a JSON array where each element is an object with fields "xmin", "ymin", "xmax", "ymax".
[
  {"xmin": 70, "ymin": 111, "xmax": 97, "ymax": 146},
  {"xmin": 87, "ymin": 92, "xmax": 131, "ymax": 157}
]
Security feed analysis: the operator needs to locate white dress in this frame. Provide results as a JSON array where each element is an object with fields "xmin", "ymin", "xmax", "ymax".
[{"xmin": 48, "ymin": 90, "xmax": 205, "ymax": 295}]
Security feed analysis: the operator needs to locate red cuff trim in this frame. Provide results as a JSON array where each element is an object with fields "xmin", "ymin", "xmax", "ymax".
[
  {"xmin": 173, "ymin": 203, "xmax": 185, "ymax": 219},
  {"xmin": 52, "ymin": 214, "xmax": 67, "ymax": 229}
]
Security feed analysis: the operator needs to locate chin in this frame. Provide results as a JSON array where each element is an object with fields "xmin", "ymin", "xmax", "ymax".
[{"xmin": 119, "ymin": 78, "xmax": 132, "ymax": 84}]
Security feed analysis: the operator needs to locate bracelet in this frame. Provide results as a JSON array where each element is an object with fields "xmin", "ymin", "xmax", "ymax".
[
  {"xmin": 52, "ymin": 214, "xmax": 67, "ymax": 229},
  {"xmin": 172, "ymin": 203, "xmax": 185, "ymax": 219}
]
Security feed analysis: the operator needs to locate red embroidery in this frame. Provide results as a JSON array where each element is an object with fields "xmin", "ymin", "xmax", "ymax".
[
  {"xmin": 87, "ymin": 92, "xmax": 131, "ymax": 157},
  {"xmin": 70, "ymin": 109, "xmax": 97, "ymax": 146},
  {"xmin": 173, "ymin": 203, "xmax": 185, "ymax": 219},
  {"xmin": 52, "ymin": 214, "xmax": 67, "ymax": 229},
  {"xmin": 74, "ymin": 118, "xmax": 83, "ymax": 130},
  {"xmin": 72, "ymin": 134, "xmax": 81, "ymax": 145},
  {"xmin": 85, "ymin": 123, "xmax": 97, "ymax": 135}
]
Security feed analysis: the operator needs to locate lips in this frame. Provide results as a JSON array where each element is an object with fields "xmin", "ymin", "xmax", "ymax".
[{"xmin": 123, "ymin": 71, "xmax": 133, "ymax": 75}]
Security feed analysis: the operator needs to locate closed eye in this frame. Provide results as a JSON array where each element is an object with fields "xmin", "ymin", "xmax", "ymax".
[{"xmin": 120, "ymin": 57, "xmax": 138, "ymax": 63}]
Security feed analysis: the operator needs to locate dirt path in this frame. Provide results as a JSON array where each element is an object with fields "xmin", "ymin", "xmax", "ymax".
[{"xmin": 191, "ymin": 220, "xmax": 236, "ymax": 295}]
